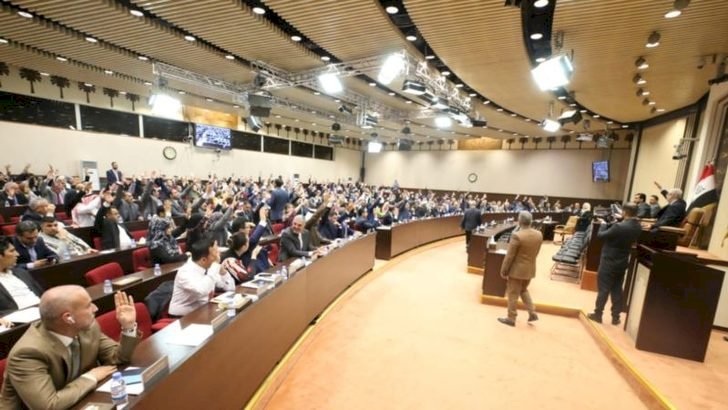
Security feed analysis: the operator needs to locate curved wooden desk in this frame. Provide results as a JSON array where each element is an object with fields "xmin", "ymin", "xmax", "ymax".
[
  {"xmin": 75, "ymin": 233, "xmax": 376, "ymax": 409},
  {"xmin": 375, "ymin": 215, "xmax": 463, "ymax": 260}
]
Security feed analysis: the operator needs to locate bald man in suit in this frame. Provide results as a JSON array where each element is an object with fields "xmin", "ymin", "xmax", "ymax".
[{"xmin": 498, "ymin": 211, "xmax": 543, "ymax": 326}]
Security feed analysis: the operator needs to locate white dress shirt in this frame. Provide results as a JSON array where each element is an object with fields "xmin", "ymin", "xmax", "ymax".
[
  {"xmin": 168, "ymin": 259, "xmax": 235, "ymax": 317},
  {"xmin": 117, "ymin": 224, "xmax": 133, "ymax": 248},
  {"xmin": 0, "ymin": 271, "xmax": 40, "ymax": 309}
]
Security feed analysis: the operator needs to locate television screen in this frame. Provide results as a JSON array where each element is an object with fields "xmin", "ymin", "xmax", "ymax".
[
  {"xmin": 194, "ymin": 123, "xmax": 231, "ymax": 150},
  {"xmin": 592, "ymin": 160, "xmax": 610, "ymax": 182}
]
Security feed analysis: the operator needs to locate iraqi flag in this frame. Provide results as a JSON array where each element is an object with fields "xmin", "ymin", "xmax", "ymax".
[{"xmin": 688, "ymin": 163, "xmax": 719, "ymax": 211}]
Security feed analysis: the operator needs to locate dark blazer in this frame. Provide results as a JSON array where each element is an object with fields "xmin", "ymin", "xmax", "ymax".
[
  {"xmin": 0, "ymin": 192, "xmax": 28, "ymax": 207},
  {"xmin": 636, "ymin": 203, "xmax": 652, "ymax": 219},
  {"xmin": 267, "ymin": 188, "xmax": 289, "ymax": 221},
  {"xmin": 597, "ymin": 218, "xmax": 642, "ymax": 274},
  {"xmin": 106, "ymin": 168, "xmax": 122, "ymax": 185},
  {"xmin": 278, "ymin": 227, "xmax": 314, "ymax": 262},
  {"xmin": 653, "ymin": 199, "xmax": 687, "ymax": 229},
  {"xmin": 12, "ymin": 236, "xmax": 57, "ymax": 270},
  {"xmin": 94, "ymin": 205, "xmax": 132, "ymax": 250},
  {"xmin": 0, "ymin": 267, "xmax": 44, "ymax": 316},
  {"xmin": 460, "ymin": 208, "xmax": 482, "ymax": 231}
]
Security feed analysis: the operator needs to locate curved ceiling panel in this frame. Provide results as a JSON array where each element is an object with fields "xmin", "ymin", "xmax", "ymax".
[{"xmin": 554, "ymin": 0, "xmax": 728, "ymax": 122}]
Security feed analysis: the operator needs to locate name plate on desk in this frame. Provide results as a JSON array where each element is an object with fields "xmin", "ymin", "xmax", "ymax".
[
  {"xmin": 240, "ymin": 278, "xmax": 274, "ymax": 296},
  {"xmin": 112, "ymin": 276, "xmax": 143, "ymax": 289},
  {"xmin": 141, "ymin": 355, "xmax": 169, "ymax": 388}
]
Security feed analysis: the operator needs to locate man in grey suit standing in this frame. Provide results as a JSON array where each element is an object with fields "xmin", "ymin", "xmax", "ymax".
[
  {"xmin": 588, "ymin": 203, "xmax": 643, "ymax": 325},
  {"xmin": 460, "ymin": 200, "xmax": 481, "ymax": 250},
  {"xmin": 498, "ymin": 211, "xmax": 543, "ymax": 326}
]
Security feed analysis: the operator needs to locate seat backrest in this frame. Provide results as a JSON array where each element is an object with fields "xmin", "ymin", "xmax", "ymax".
[
  {"xmin": 144, "ymin": 281, "xmax": 174, "ymax": 322},
  {"xmin": 271, "ymin": 223, "xmax": 284, "ymax": 235},
  {"xmin": 97, "ymin": 302, "xmax": 152, "ymax": 341},
  {"xmin": 132, "ymin": 247, "xmax": 151, "ymax": 272},
  {"xmin": 178, "ymin": 241, "xmax": 187, "ymax": 254},
  {"xmin": 131, "ymin": 230, "xmax": 148, "ymax": 242},
  {"xmin": 564, "ymin": 215, "xmax": 578, "ymax": 228},
  {"xmin": 0, "ymin": 357, "xmax": 6, "ymax": 389},
  {"xmin": 267, "ymin": 243, "xmax": 279, "ymax": 266},
  {"xmin": 677, "ymin": 208, "xmax": 704, "ymax": 246},
  {"xmin": 9, "ymin": 216, "xmax": 19, "ymax": 224},
  {"xmin": 93, "ymin": 236, "xmax": 103, "ymax": 251},
  {"xmin": 1, "ymin": 224, "xmax": 16, "ymax": 237},
  {"xmin": 84, "ymin": 262, "xmax": 124, "ymax": 285},
  {"xmin": 0, "ymin": 214, "xmax": 4, "ymax": 224}
]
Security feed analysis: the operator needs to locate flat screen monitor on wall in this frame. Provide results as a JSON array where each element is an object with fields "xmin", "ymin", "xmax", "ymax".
[
  {"xmin": 592, "ymin": 160, "xmax": 610, "ymax": 182},
  {"xmin": 194, "ymin": 123, "xmax": 231, "ymax": 150}
]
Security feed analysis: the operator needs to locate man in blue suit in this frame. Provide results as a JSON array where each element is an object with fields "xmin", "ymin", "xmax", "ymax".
[
  {"xmin": 651, "ymin": 183, "xmax": 687, "ymax": 230},
  {"xmin": 12, "ymin": 221, "xmax": 58, "ymax": 270},
  {"xmin": 105, "ymin": 162, "xmax": 122, "ymax": 186},
  {"xmin": 267, "ymin": 179, "xmax": 289, "ymax": 223}
]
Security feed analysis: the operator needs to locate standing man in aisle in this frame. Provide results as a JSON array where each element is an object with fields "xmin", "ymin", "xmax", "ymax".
[
  {"xmin": 461, "ymin": 200, "xmax": 481, "ymax": 250},
  {"xmin": 498, "ymin": 211, "xmax": 543, "ymax": 327},
  {"xmin": 588, "ymin": 203, "xmax": 642, "ymax": 325}
]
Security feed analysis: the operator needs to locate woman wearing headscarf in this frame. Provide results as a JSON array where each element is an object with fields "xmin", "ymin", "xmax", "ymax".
[{"xmin": 148, "ymin": 217, "xmax": 187, "ymax": 265}]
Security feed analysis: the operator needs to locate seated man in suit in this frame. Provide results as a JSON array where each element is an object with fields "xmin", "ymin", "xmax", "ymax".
[
  {"xmin": 95, "ymin": 199, "xmax": 134, "ymax": 250},
  {"xmin": 632, "ymin": 193, "xmax": 652, "ymax": 219},
  {"xmin": 0, "ymin": 237, "xmax": 44, "ymax": 316},
  {"xmin": 12, "ymin": 221, "xmax": 58, "ymax": 270},
  {"xmin": 39, "ymin": 216, "xmax": 97, "ymax": 257},
  {"xmin": 498, "ymin": 211, "xmax": 543, "ymax": 327},
  {"xmin": 21, "ymin": 198, "xmax": 51, "ymax": 225},
  {"xmin": 279, "ymin": 215, "xmax": 322, "ymax": 262},
  {"xmin": 650, "ymin": 183, "xmax": 687, "ymax": 230},
  {"xmin": 0, "ymin": 287, "xmax": 140, "ymax": 409},
  {"xmin": 113, "ymin": 191, "xmax": 142, "ymax": 222}
]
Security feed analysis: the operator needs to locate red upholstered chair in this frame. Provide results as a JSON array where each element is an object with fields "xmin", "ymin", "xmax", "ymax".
[
  {"xmin": 178, "ymin": 241, "xmax": 186, "ymax": 254},
  {"xmin": 267, "ymin": 243, "xmax": 280, "ymax": 266},
  {"xmin": 9, "ymin": 216, "xmax": 19, "ymax": 223},
  {"xmin": 96, "ymin": 303, "xmax": 153, "ymax": 341},
  {"xmin": 131, "ymin": 230, "xmax": 147, "ymax": 242},
  {"xmin": 93, "ymin": 237, "xmax": 103, "ymax": 251},
  {"xmin": 271, "ymin": 223, "xmax": 284, "ymax": 235},
  {"xmin": 0, "ymin": 357, "xmax": 6, "ymax": 389},
  {"xmin": 54, "ymin": 212, "xmax": 67, "ymax": 221},
  {"xmin": 132, "ymin": 247, "xmax": 152, "ymax": 272},
  {"xmin": 85, "ymin": 262, "xmax": 124, "ymax": 286},
  {"xmin": 1, "ymin": 225, "xmax": 15, "ymax": 237},
  {"xmin": 0, "ymin": 214, "xmax": 4, "ymax": 223}
]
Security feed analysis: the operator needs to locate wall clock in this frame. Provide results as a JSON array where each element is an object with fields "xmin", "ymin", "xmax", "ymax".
[
  {"xmin": 468, "ymin": 172, "xmax": 478, "ymax": 183},
  {"xmin": 163, "ymin": 146, "xmax": 177, "ymax": 160}
]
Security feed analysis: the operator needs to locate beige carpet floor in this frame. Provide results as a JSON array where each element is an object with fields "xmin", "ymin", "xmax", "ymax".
[{"xmin": 257, "ymin": 239, "xmax": 644, "ymax": 409}]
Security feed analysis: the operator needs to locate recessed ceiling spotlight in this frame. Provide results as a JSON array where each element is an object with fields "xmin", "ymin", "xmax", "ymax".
[
  {"xmin": 144, "ymin": 81, "xmax": 152, "ymax": 86},
  {"xmin": 130, "ymin": 9, "xmax": 144, "ymax": 17},
  {"xmin": 291, "ymin": 35, "xmax": 302, "ymax": 42},
  {"xmin": 233, "ymin": 105, "xmax": 240, "ymax": 108},
  {"xmin": 335, "ymin": 99, "xmax": 341, "ymax": 102},
  {"xmin": 622, "ymin": 124, "xmax": 629, "ymax": 128},
  {"xmin": 635, "ymin": 56, "xmax": 649, "ymax": 70},
  {"xmin": 386, "ymin": 6, "xmax": 399, "ymax": 14},
  {"xmin": 607, "ymin": 121, "xmax": 613, "ymax": 124},
  {"xmin": 225, "ymin": 54, "xmax": 235, "ymax": 60},
  {"xmin": 536, "ymin": 57, "xmax": 546, "ymax": 63},
  {"xmin": 17, "ymin": 11, "xmax": 33, "ymax": 18},
  {"xmin": 649, "ymin": 100, "xmax": 657, "ymax": 105},
  {"xmin": 0, "ymin": 38, "xmax": 8, "ymax": 44},
  {"xmin": 534, "ymin": 0, "xmax": 549, "ymax": 7},
  {"xmin": 665, "ymin": 9, "xmax": 681, "ymax": 18},
  {"xmin": 83, "ymin": 83, "xmax": 93, "ymax": 87},
  {"xmin": 138, "ymin": 55, "xmax": 149, "ymax": 61},
  {"xmin": 184, "ymin": 35, "xmax": 196, "ymax": 42},
  {"xmin": 313, "ymin": 91, "xmax": 320, "ymax": 95},
  {"xmin": 569, "ymin": 103, "xmax": 576, "ymax": 107},
  {"xmin": 510, "ymin": 113, "xmax": 517, "ymax": 117},
  {"xmin": 525, "ymin": 118, "xmax": 532, "ymax": 122},
  {"xmin": 657, "ymin": 108, "xmax": 666, "ymax": 112},
  {"xmin": 85, "ymin": 36, "xmax": 98, "ymax": 43},
  {"xmin": 530, "ymin": 33, "xmax": 543, "ymax": 40},
  {"xmin": 455, "ymin": 84, "xmax": 464, "ymax": 88},
  {"xmin": 469, "ymin": 93, "xmax": 476, "ymax": 97},
  {"xmin": 312, "ymin": 122, "xmax": 317, "ymax": 126},
  {"xmin": 633, "ymin": 74, "xmax": 647, "ymax": 85},
  {"xmin": 646, "ymin": 31, "xmax": 661, "ymax": 48},
  {"xmin": 40, "ymin": 72, "xmax": 49, "ymax": 76},
  {"xmin": 441, "ymin": 71, "xmax": 450, "ymax": 76},
  {"xmin": 498, "ymin": 129, "xmax": 503, "ymax": 132},
  {"xmin": 369, "ymin": 82, "xmax": 376, "ymax": 86},
  {"xmin": 388, "ymin": 92, "xmax": 395, "ymax": 96},
  {"xmin": 406, "ymin": 35, "xmax": 417, "ymax": 42},
  {"xmin": 56, "ymin": 56, "xmax": 68, "ymax": 62},
  {"xmin": 405, "ymin": 100, "xmax": 412, "ymax": 104},
  {"xmin": 483, "ymin": 100, "xmax": 491, "ymax": 105},
  {"xmin": 321, "ymin": 56, "xmax": 331, "ymax": 62},
  {"xmin": 580, "ymin": 109, "xmax": 587, "ymax": 113},
  {"xmin": 311, "ymin": 110, "xmax": 316, "ymax": 114},
  {"xmin": 178, "ymin": 91, "xmax": 186, "ymax": 95},
  {"xmin": 593, "ymin": 114, "xmax": 601, "ymax": 118},
  {"xmin": 119, "ymin": 91, "xmax": 127, "ymax": 95},
  {"xmin": 104, "ymin": 70, "xmax": 113, "ymax": 75},
  {"xmin": 557, "ymin": 95, "xmax": 566, "ymax": 100},
  {"xmin": 252, "ymin": 6, "xmax": 266, "ymax": 15},
  {"xmin": 206, "ymin": 98, "xmax": 213, "ymax": 102},
  {"xmin": 425, "ymin": 55, "xmax": 435, "ymax": 60},
  {"xmin": 496, "ymin": 108, "xmax": 504, "ymax": 112},
  {"xmin": 275, "ymin": 114, "xmax": 281, "ymax": 118}
]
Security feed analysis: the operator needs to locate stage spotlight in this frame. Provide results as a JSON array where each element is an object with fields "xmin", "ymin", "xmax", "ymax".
[
  {"xmin": 331, "ymin": 123, "xmax": 341, "ymax": 131},
  {"xmin": 557, "ymin": 109, "xmax": 582, "ymax": 125},
  {"xmin": 248, "ymin": 116, "xmax": 263, "ymax": 132},
  {"xmin": 541, "ymin": 119, "xmax": 561, "ymax": 132},
  {"xmin": 149, "ymin": 94, "xmax": 181, "ymax": 118},
  {"xmin": 378, "ymin": 53, "xmax": 405, "ymax": 85},
  {"xmin": 402, "ymin": 79, "xmax": 427, "ymax": 95},
  {"xmin": 318, "ymin": 72, "xmax": 343, "ymax": 94},
  {"xmin": 635, "ymin": 56, "xmax": 649, "ymax": 70},
  {"xmin": 248, "ymin": 94, "xmax": 273, "ymax": 117},
  {"xmin": 435, "ymin": 116, "xmax": 452, "ymax": 128},
  {"xmin": 338, "ymin": 104, "xmax": 353, "ymax": 115},
  {"xmin": 646, "ymin": 32, "xmax": 661, "ymax": 48},
  {"xmin": 401, "ymin": 126, "xmax": 411, "ymax": 135},
  {"xmin": 531, "ymin": 55, "xmax": 573, "ymax": 91}
]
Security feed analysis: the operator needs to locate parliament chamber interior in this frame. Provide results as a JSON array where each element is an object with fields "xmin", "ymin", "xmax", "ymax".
[{"xmin": 1, "ymin": 0, "xmax": 728, "ymax": 409}]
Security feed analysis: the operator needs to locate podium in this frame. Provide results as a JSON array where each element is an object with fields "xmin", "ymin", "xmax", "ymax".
[
  {"xmin": 625, "ymin": 246, "xmax": 725, "ymax": 362},
  {"xmin": 482, "ymin": 249, "xmax": 507, "ymax": 296}
]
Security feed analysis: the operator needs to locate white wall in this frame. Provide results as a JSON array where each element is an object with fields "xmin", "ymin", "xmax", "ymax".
[
  {"xmin": 630, "ymin": 118, "xmax": 687, "ymax": 199},
  {"xmin": 0, "ymin": 121, "xmax": 361, "ymax": 181},
  {"xmin": 364, "ymin": 148, "xmax": 629, "ymax": 200}
]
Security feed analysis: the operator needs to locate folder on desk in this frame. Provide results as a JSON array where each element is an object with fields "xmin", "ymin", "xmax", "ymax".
[{"xmin": 3, "ymin": 307, "xmax": 40, "ymax": 323}]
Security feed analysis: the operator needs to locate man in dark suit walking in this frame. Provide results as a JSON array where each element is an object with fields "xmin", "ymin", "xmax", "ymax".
[
  {"xmin": 588, "ymin": 203, "xmax": 643, "ymax": 325},
  {"xmin": 12, "ymin": 221, "xmax": 58, "ymax": 270},
  {"xmin": 460, "ymin": 200, "xmax": 481, "ymax": 250},
  {"xmin": 267, "ymin": 179, "xmax": 289, "ymax": 223},
  {"xmin": 279, "ymin": 215, "xmax": 321, "ymax": 262},
  {"xmin": 105, "ymin": 162, "xmax": 122, "ymax": 186},
  {"xmin": 651, "ymin": 183, "xmax": 687, "ymax": 230},
  {"xmin": 0, "ymin": 237, "xmax": 45, "ymax": 316}
]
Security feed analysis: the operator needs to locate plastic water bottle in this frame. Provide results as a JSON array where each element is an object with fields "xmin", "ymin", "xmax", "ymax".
[
  {"xmin": 130, "ymin": 239, "xmax": 137, "ymax": 248},
  {"xmin": 61, "ymin": 247, "xmax": 71, "ymax": 261},
  {"xmin": 110, "ymin": 372, "xmax": 128, "ymax": 407},
  {"xmin": 103, "ymin": 279, "xmax": 113, "ymax": 294},
  {"xmin": 153, "ymin": 263, "xmax": 162, "ymax": 276},
  {"xmin": 281, "ymin": 266, "xmax": 288, "ymax": 279},
  {"xmin": 227, "ymin": 304, "xmax": 236, "ymax": 318}
]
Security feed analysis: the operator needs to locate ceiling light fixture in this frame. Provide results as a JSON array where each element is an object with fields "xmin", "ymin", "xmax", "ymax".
[
  {"xmin": 386, "ymin": 5, "xmax": 399, "ymax": 14},
  {"xmin": 646, "ymin": 31, "xmax": 661, "ymax": 48},
  {"xmin": 225, "ymin": 55, "xmax": 235, "ymax": 60},
  {"xmin": 291, "ymin": 35, "xmax": 302, "ymax": 42},
  {"xmin": 469, "ymin": 93, "xmax": 476, "ymax": 97},
  {"xmin": 369, "ymin": 82, "xmax": 377, "ymax": 86},
  {"xmin": 321, "ymin": 56, "xmax": 331, "ymax": 62},
  {"xmin": 0, "ymin": 38, "xmax": 7, "ymax": 44},
  {"xmin": 388, "ymin": 91, "xmax": 395, "ymax": 96},
  {"xmin": 557, "ymin": 95, "xmax": 566, "ymax": 100},
  {"xmin": 649, "ymin": 100, "xmax": 657, "ymax": 105},
  {"xmin": 206, "ymin": 98, "xmax": 213, "ymax": 102},
  {"xmin": 406, "ymin": 34, "xmax": 417, "ymax": 42},
  {"xmin": 455, "ymin": 84, "xmax": 464, "ymax": 88},
  {"xmin": 130, "ymin": 9, "xmax": 144, "ymax": 17},
  {"xmin": 144, "ymin": 81, "xmax": 153, "ymax": 86},
  {"xmin": 104, "ymin": 70, "xmax": 113, "ymax": 75},
  {"xmin": 40, "ymin": 72, "xmax": 49, "ymax": 76},
  {"xmin": 150, "ymin": 94, "xmax": 181, "ymax": 117},
  {"xmin": 441, "ymin": 71, "xmax": 450, "ymax": 76},
  {"xmin": 530, "ymin": 33, "xmax": 544, "ymax": 40},
  {"xmin": 378, "ymin": 53, "xmax": 405, "ymax": 85},
  {"xmin": 534, "ymin": 0, "xmax": 549, "ymax": 8},
  {"xmin": 138, "ymin": 55, "xmax": 149, "ymax": 61},
  {"xmin": 635, "ymin": 56, "xmax": 649, "ymax": 70},
  {"xmin": 252, "ymin": 7, "xmax": 266, "ymax": 15},
  {"xmin": 541, "ymin": 119, "xmax": 561, "ymax": 132},
  {"xmin": 636, "ymin": 88, "xmax": 650, "ymax": 96},
  {"xmin": 531, "ymin": 54, "xmax": 574, "ymax": 90},
  {"xmin": 313, "ymin": 91, "xmax": 320, "ymax": 95},
  {"xmin": 56, "ymin": 56, "xmax": 67, "ymax": 62},
  {"xmin": 425, "ymin": 55, "xmax": 435, "ymax": 60},
  {"xmin": 496, "ymin": 108, "xmax": 504, "ymax": 112},
  {"xmin": 178, "ymin": 91, "xmax": 186, "ymax": 95},
  {"xmin": 318, "ymin": 72, "xmax": 343, "ymax": 93},
  {"xmin": 483, "ymin": 100, "xmax": 491, "ymax": 105},
  {"xmin": 184, "ymin": 35, "xmax": 196, "ymax": 42},
  {"xmin": 17, "ymin": 11, "xmax": 33, "ymax": 18},
  {"xmin": 435, "ymin": 116, "xmax": 452, "ymax": 128},
  {"xmin": 665, "ymin": 0, "xmax": 690, "ymax": 18},
  {"xmin": 657, "ymin": 108, "xmax": 666, "ymax": 112},
  {"xmin": 85, "ymin": 36, "xmax": 98, "ymax": 43}
]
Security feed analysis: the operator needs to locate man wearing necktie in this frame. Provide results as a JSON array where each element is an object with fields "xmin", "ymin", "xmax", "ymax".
[
  {"xmin": 106, "ymin": 162, "xmax": 123, "ymax": 186},
  {"xmin": 0, "ymin": 287, "xmax": 140, "ymax": 409},
  {"xmin": 279, "ymin": 215, "xmax": 322, "ymax": 262}
]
